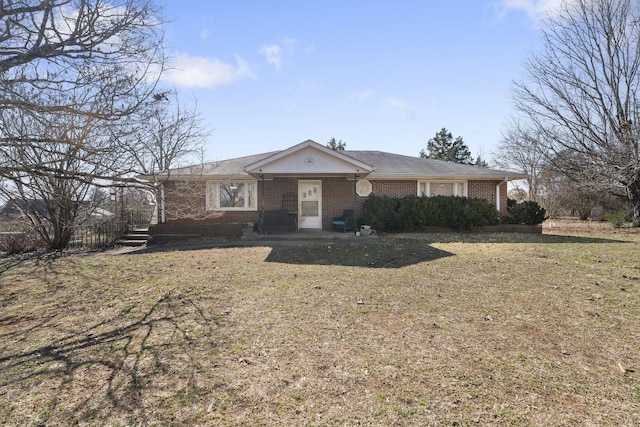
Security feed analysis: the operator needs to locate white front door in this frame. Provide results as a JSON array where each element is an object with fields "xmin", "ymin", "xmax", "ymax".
[{"xmin": 298, "ymin": 180, "xmax": 322, "ymax": 229}]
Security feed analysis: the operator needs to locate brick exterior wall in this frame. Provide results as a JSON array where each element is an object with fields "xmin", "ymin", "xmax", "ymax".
[
  {"xmin": 320, "ymin": 177, "xmax": 360, "ymax": 229},
  {"xmin": 149, "ymin": 222, "xmax": 243, "ymax": 239},
  {"xmin": 371, "ymin": 180, "xmax": 417, "ymax": 198},
  {"xmin": 158, "ymin": 177, "xmax": 508, "ymax": 234},
  {"xmin": 261, "ymin": 177, "xmax": 298, "ymax": 211},
  {"xmin": 498, "ymin": 181, "xmax": 508, "ymax": 212},
  {"xmin": 468, "ymin": 180, "xmax": 507, "ymax": 211},
  {"xmin": 262, "ymin": 178, "xmax": 420, "ymax": 229},
  {"xmin": 162, "ymin": 180, "xmax": 206, "ymax": 221}
]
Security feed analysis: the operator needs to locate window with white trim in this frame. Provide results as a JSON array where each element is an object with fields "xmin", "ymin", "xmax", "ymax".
[
  {"xmin": 206, "ymin": 181, "xmax": 257, "ymax": 211},
  {"xmin": 418, "ymin": 181, "xmax": 467, "ymax": 197}
]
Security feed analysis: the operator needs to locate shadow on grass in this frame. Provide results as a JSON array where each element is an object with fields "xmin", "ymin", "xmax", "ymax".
[
  {"xmin": 116, "ymin": 231, "xmax": 632, "ymax": 269},
  {"xmin": 0, "ymin": 250, "xmax": 62, "ymax": 276},
  {"xmin": 262, "ymin": 231, "xmax": 635, "ymax": 267},
  {"xmin": 264, "ymin": 241, "xmax": 455, "ymax": 268},
  {"xmin": 388, "ymin": 232, "xmax": 632, "ymax": 245},
  {"xmin": 0, "ymin": 292, "xmax": 221, "ymax": 425}
]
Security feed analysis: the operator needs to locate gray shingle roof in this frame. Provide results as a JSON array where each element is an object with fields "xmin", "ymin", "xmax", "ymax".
[
  {"xmin": 162, "ymin": 151, "xmax": 279, "ymax": 179},
  {"xmin": 158, "ymin": 148, "xmax": 525, "ymax": 181},
  {"xmin": 343, "ymin": 151, "xmax": 525, "ymax": 180}
]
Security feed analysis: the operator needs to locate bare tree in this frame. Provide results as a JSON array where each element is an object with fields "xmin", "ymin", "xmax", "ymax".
[
  {"xmin": 128, "ymin": 89, "xmax": 210, "ymax": 223},
  {"xmin": 513, "ymin": 0, "xmax": 640, "ymax": 226},
  {"xmin": 0, "ymin": 0, "xmax": 165, "ymax": 183},
  {"xmin": 493, "ymin": 119, "xmax": 548, "ymax": 203},
  {"xmin": 0, "ymin": 0, "xmax": 164, "ymax": 120},
  {"xmin": 0, "ymin": 101, "xmax": 126, "ymax": 249},
  {"xmin": 538, "ymin": 151, "xmax": 602, "ymax": 218},
  {"xmin": 0, "ymin": 0, "xmax": 166, "ymax": 249},
  {"xmin": 129, "ymin": 90, "xmax": 208, "ymax": 176}
]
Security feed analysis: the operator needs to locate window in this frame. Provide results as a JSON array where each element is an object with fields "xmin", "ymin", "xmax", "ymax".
[
  {"xmin": 418, "ymin": 181, "xmax": 467, "ymax": 197},
  {"xmin": 301, "ymin": 201, "xmax": 318, "ymax": 216},
  {"xmin": 356, "ymin": 179, "xmax": 372, "ymax": 197},
  {"xmin": 207, "ymin": 181, "xmax": 257, "ymax": 211}
]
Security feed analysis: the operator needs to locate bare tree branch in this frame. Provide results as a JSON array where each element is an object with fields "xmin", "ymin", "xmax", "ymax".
[
  {"xmin": 0, "ymin": 0, "xmax": 168, "ymax": 249},
  {"xmin": 0, "ymin": 0, "xmax": 165, "ymax": 118},
  {"xmin": 513, "ymin": 0, "xmax": 640, "ymax": 226}
]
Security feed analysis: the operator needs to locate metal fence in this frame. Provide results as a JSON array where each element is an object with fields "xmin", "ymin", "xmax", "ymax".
[
  {"xmin": 69, "ymin": 217, "xmax": 128, "ymax": 248},
  {"xmin": 0, "ymin": 207, "xmax": 155, "ymax": 252},
  {"xmin": 122, "ymin": 209, "xmax": 154, "ymax": 230},
  {"xmin": 69, "ymin": 208, "xmax": 154, "ymax": 249}
]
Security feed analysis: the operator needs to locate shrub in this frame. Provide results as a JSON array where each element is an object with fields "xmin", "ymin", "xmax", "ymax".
[
  {"xmin": 504, "ymin": 199, "xmax": 547, "ymax": 225},
  {"xmin": 362, "ymin": 195, "xmax": 500, "ymax": 231},
  {"xmin": 604, "ymin": 206, "xmax": 631, "ymax": 228},
  {"xmin": 396, "ymin": 196, "xmax": 427, "ymax": 229},
  {"xmin": 0, "ymin": 232, "xmax": 42, "ymax": 254},
  {"xmin": 361, "ymin": 196, "xmax": 400, "ymax": 230}
]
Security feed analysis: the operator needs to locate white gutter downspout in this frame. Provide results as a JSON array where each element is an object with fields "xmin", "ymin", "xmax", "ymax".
[
  {"xmin": 160, "ymin": 183, "xmax": 166, "ymax": 224},
  {"xmin": 496, "ymin": 177, "xmax": 508, "ymax": 211}
]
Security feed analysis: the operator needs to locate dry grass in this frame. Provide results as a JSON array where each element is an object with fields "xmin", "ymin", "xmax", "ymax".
[{"xmin": 1, "ymin": 220, "xmax": 639, "ymax": 426}]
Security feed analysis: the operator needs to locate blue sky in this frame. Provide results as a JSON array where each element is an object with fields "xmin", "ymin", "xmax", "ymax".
[{"xmin": 161, "ymin": 1, "xmax": 562, "ymax": 164}]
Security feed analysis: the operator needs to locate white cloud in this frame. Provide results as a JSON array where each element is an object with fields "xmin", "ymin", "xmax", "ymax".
[
  {"xmin": 495, "ymin": 0, "xmax": 564, "ymax": 20},
  {"xmin": 383, "ymin": 97, "xmax": 417, "ymax": 120},
  {"xmin": 260, "ymin": 37, "xmax": 299, "ymax": 70},
  {"xmin": 165, "ymin": 54, "xmax": 254, "ymax": 89},
  {"xmin": 350, "ymin": 90, "xmax": 373, "ymax": 101},
  {"xmin": 260, "ymin": 44, "xmax": 283, "ymax": 70},
  {"xmin": 385, "ymin": 97, "xmax": 410, "ymax": 113}
]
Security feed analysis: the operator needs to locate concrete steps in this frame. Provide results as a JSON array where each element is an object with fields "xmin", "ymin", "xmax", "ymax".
[{"xmin": 118, "ymin": 228, "xmax": 149, "ymax": 247}]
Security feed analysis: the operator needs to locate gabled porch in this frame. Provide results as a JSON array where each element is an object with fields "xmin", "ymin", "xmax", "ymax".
[{"xmin": 243, "ymin": 140, "xmax": 374, "ymax": 232}]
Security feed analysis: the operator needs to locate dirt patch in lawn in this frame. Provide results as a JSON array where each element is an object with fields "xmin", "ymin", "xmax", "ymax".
[{"xmin": 1, "ymin": 220, "xmax": 639, "ymax": 425}]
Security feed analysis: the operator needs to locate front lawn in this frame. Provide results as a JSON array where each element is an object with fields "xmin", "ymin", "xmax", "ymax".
[{"xmin": 1, "ymin": 223, "xmax": 639, "ymax": 425}]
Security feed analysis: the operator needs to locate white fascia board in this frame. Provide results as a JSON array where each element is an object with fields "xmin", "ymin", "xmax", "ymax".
[{"xmin": 244, "ymin": 140, "xmax": 373, "ymax": 174}]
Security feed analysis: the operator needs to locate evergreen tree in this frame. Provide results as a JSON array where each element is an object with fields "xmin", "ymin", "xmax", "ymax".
[
  {"xmin": 419, "ymin": 128, "xmax": 473, "ymax": 164},
  {"xmin": 475, "ymin": 154, "xmax": 489, "ymax": 168},
  {"xmin": 326, "ymin": 138, "xmax": 346, "ymax": 150}
]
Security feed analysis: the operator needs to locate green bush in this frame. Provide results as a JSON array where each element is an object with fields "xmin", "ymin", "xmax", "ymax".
[
  {"xmin": 504, "ymin": 199, "xmax": 547, "ymax": 225},
  {"xmin": 362, "ymin": 195, "xmax": 500, "ymax": 231},
  {"xmin": 604, "ymin": 206, "xmax": 631, "ymax": 228},
  {"xmin": 360, "ymin": 195, "xmax": 400, "ymax": 230}
]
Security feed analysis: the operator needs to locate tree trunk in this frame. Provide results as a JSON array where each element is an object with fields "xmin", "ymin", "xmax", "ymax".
[
  {"xmin": 49, "ymin": 230, "xmax": 72, "ymax": 251},
  {"xmin": 630, "ymin": 181, "xmax": 640, "ymax": 227},
  {"xmin": 633, "ymin": 199, "xmax": 640, "ymax": 228},
  {"xmin": 46, "ymin": 205, "xmax": 76, "ymax": 250}
]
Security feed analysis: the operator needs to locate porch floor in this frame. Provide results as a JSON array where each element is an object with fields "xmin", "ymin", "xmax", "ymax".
[{"xmin": 252, "ymin": 229, "xmax": 375, "ymax": 241}]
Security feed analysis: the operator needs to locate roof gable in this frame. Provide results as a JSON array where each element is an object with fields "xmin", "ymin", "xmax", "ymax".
[{"xmin": 244, "ymin": 140, "xmax": 374, "ymax": 177}]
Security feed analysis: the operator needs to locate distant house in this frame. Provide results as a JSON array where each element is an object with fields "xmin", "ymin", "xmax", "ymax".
[
  {"xmin": 144, "ymin": 140, "xmax": 525, "ymax": 235},
  {"xmin": 0, "ymin": 199, "xmax": 114, "ymax": 224},
  {"xmin": 0, "ymin": 199, "xmax": 48, "ymax": 218}
]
